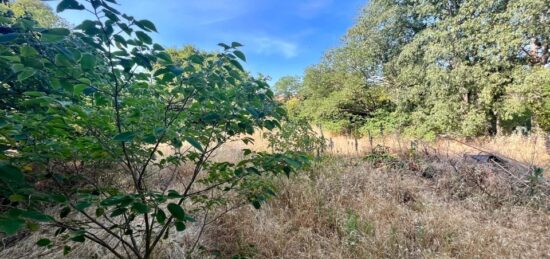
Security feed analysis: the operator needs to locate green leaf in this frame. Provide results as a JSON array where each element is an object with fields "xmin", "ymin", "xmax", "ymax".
[
  {"xmin": 23, "ymin": 91, "xmax": 45, "ymax": 97},
  {"xmin": 71, "ymin": 233, "xmax": 85, "ymax": 243},
  {"xmin": 63, "ymin": 246, "xmax": 72, "ymax": 255},
  {"xmin": 264, "ymin": 120, "xmax": 275, "ymax": 130},
  {"xmin": 135, "ymin": 31, "xmax": 152, "ymax": 45},
  {"xmin": 41, "ymin": 28, "xmax": 71, "ymax": 42},
  {"xmin": 76, "ymin": 20, "xmax": 99, "ymax": 35},
  {"xmin": 54, "ymin": 227, "xmax": 67, "ymax": 236},
  {"xmin": 156, "ymin": 209, "xmax": 166, "ymax": 224},
  {"xmin": 17, "ymin": 68, "xmax": 36, "ymax": 81},
  {"xmin": 131, "ymin": 202, "xmax": 150, "ymax": 214},
  {"xmin": 43, "ymin": 28, "xmax": 70, "ymax": 36},
  {"xmin": 231, "ymin": 42, "xmax": 243, "ymax": 48},
  {"xmin": 202, "ymin": 112, "xmax": 221, "ymax": 122},
  {"xmin": 251, "ymin": 200, "xmax": 261, "ymax": 209},
  {"xmin": 233, "ymin": 50, "xmax": 246, "ymax": 62},
  {"xmin": 27, "ymin": 222, "xmax": 40, "ymax": 232},
  {"xmin": 51, "ymin": 194, "xmax": 68, "ymax": 203},
  {"xmin": 136, "ymin": 19, "xmax": 157, "ymax": 32},
  {"xmin": 8, "ymin": 194, "xmax": 25, "ymax": 202},
  {"xmin": 95, "ymin": 207, "xmax": 105, "ymax": 217},
  {"xmin": 103, "ymin": 9, "xmax": 119, "ymax": 22},
  {"xmin": 218, "ymin": 43, "xmax": 230, "ymax": 50},
  {"xmin": 1, "ymin": 55, "xmax": 20, "ymax": 62},
  {"xmin": 22, "ymin": 210, "xmax": 54, "ymax": 222},
  {"xmin": 189, "ymin": 54, "xmax": 204, "ymax": 64},
  {"xmin": 0, "ymin": 163, "xmax": 24, "ymax": 184},
  {"xmin": 167, "ymin": 190, "xmax": 182, "ymax": 199},
  {"xmin": 55, "ymin": 54, "xmax": 72, "ymax": 67},
  {"xmin": 113, "ymin": 132, "xmax": 136, "ymax": 142},
  {"xmin": 57, "ymin": 0, "xmax": 85, "ymax": 12},
  {"xmin": 153, "ymin": 43, "xmax": 164, "ymax": 51},
  {"xmin": 20, "ymin": 45, "xmax": 38, "ymax": 57},
  {"xmin": 75, "ymin": 201, "xmax": 91, "ymax": 211},
  {"xmin": 0, "ymin": 33, "xmax": 19, "ymax": 43},
  {"xmin": 167, "ymin": 65, "xmax": 184, "ymax": 75},
  {"xmin": 113, "ymin": 34, "xmax": 127, "ymax": 48},
  {"xmin": 143, "ymin": 134, "xmax": 157, "ymax": 144},
  {"xmin": 185, "ymin": 137, "xmax": 203, "ymax": 152},
  {"xmin": 21, "ymin": 57, "xmax": 44, "ymax": 69},
  {"xmin": 73, "ymin": 84, "xmax": 88, "ymax": 95},
  {"xmin": 80, "ymin": 54, "xmax": 96, "ymax": 71},
  {"xmin": 110, "ymin": 207, "xmax": 127, "ymax": 217},
  {"xmin": 174, "ymin": 221, "xmax": 185, "ymax": 232},
  {"xmin": 229, "ymin": 59, "xmax": 244, "ymax": 71},
  {"xmin": 156, "ymin": 52, "xmax": 172, "ymax": 63},
  {"xmin": 36, "ymin": 238, "xmax": 51, "ymax": 247},
  {"xmin": 0, "ymin": 218, "xmax": 24, "ymax": 235},
  {"xmin": 60, "ymin": 207, "xmax": 71, "ymax": 218},
  {"xmin": 166, "ymin": 203, "xmax": 185, "ymax": 221}
]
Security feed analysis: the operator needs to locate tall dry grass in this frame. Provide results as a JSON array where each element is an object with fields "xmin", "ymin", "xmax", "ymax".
[
  {"xmin": 1, "ymin": 134, "xmax": 549, "ymax": 258},
  {"xmin": 203, "ymin": 153, "xmax": 550, "ymax": 258}
]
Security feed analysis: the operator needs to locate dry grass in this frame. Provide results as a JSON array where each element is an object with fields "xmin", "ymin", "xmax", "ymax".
[
  {"xmin": 1, "ymin": 134, "xmax": 549, "ymax": 258},
  {"xmin": 203, "ymin": 153, "xmax": 550, "ymax": 259},
  {"xmin": 323, "ymin": 132, "xmax": 550, "ymax": 168}
]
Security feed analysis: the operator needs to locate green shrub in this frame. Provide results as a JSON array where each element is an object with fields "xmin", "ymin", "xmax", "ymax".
[
  {"xmin": 0, "ymin": 1, "xmax": 310, "ymax": 258},
  {"xmin": 264, "ymin": 118, "xmax": 325, "ymax": 155}
]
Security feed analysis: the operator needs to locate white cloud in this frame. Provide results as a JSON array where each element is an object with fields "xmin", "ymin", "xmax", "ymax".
[
  {"xmin": 296, "ymin": 0, "xmax": 333, "ymax": 18},
  {"xmin": 251, "ymin": 37, "xmax": 298, "ymax": 58},
  {"xmin": 121, "ymin": 0, "xmax": 255, "ymax": 26}
]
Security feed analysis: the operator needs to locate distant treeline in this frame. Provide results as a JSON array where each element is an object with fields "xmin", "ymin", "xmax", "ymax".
[{"xmin": 275, "ymin": 0, "xmax": 550, "ymax": 140}]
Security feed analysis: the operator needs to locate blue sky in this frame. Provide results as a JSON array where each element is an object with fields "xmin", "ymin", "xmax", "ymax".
[{"xmin": 47, "ymin": 0, "xmax": 366, "ymax": 83}]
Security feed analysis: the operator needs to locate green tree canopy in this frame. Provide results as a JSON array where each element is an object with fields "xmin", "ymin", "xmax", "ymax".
[
  {"xmin": 0, "ymin": 0, "xmax": 68, "ymax": 27},
  {"xmin": 273, "ymin": 75, "xmax": 301, "ymax": 100},
  {"xmin": 292, "ymin": 0, "xmax": 550, "ymax": 139}
]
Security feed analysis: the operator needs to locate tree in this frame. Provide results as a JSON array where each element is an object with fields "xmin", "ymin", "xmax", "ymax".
[
  {"xmin": 297, "ymin": 0, "xmax": 550, "ymax": 139},
  {"xmin": 294, "ymin": 46, "xmax": 394, "ymax": 133},
  {"xmin": 0, "ymin": 0, "xmax": 68, "ymax": 28},
  {"xmin": 0, "ymin": 0, "xmax": 309, "ymax": 258},
  {"xmin": 273, "ymin": 75, "xmax": 301, "ymax": 100}
]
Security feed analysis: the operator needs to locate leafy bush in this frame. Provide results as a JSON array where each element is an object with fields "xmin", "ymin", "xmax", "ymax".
[
  {"xmin": 0, "ymin": 1, "xmax": 309, "ymax": 258},
  {"xmin": 264, "ymin": 118, "xmax": 325, "ymax": 155}
]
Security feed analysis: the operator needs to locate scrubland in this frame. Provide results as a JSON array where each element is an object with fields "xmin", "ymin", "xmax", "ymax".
[{"xmin": 1, "ymin": 134, "xmax": 549, "ymax": 259}]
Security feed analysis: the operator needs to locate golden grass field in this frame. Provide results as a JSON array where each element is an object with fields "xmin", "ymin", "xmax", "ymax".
[
  {"xmin": 1, "ymin": 133, "xmax": 549, "ymax": 258},
  {"xmin": 197, "ymin": 133, "xmax": 550, "ymax": 258}
]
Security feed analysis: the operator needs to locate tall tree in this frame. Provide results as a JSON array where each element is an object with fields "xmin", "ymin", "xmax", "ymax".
[
  {"xmin": 273, "ymin": 75, "xmax": 301, "ymax": 100},
  {"xmin": 331, "ymin": 0, "xmax": 549, "ymax": 138},
  {"xmin": 0, "ymin": 0, "xmax": 67, "ymax": 28}
]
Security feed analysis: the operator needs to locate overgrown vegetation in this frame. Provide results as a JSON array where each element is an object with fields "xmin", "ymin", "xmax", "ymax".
[
  {"xmin": 206, "ymin": 149, "xmax": 549, "ymax": 258},
  {"xmin": 264, "ymin": 118, "xmax": 325, "ymax": 155},
  {"xmin": 1, "ymin": 0, "xmax": 549, "ymax": 258},
  {"xmin": 0, "ymin": 1, "xmax": 309, "ymax": 258},
  {"xmin": 280, "ymin": 0, "xmax": 550, "ymax": 140}
]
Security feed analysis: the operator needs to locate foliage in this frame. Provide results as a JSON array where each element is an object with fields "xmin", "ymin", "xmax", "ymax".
[
  {"xmin": 294, "ymin": 48, "xmax": 395, "ymax": 134},
  {"xmin": 0, "ymin": 1, "xmax": 309, "ymax": 258},
  {"xmin": 264, "ymin": 118, "xmax": 325, "ymax": 155},
  {"xmin": 286, "ymin": 0, "xmax": 550, "ymax": 139},
  {"xmin": 273, "ymin": 75, "xmax": 301, "ymax": 100},
  {"xmin": 0, "ymin": 0, "xmax": 68, "ymax": 28}
]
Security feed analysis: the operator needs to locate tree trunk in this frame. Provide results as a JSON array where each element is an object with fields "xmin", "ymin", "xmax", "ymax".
[
  {"xmin": 541, "ymin": 42, "xmax": 549, "ymax": 65},
  {"xmin": 487, "ymin": 110, "xmax": 498, "ymax": 136}
]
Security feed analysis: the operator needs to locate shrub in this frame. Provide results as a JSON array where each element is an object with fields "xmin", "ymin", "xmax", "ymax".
[
  {"xmin": 264, "ymin": 118, "xmax": 325, "ymax": 155},
  {"xmin": 0, "ymin": 1, "xmax": 309, "ymax": 258}
]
